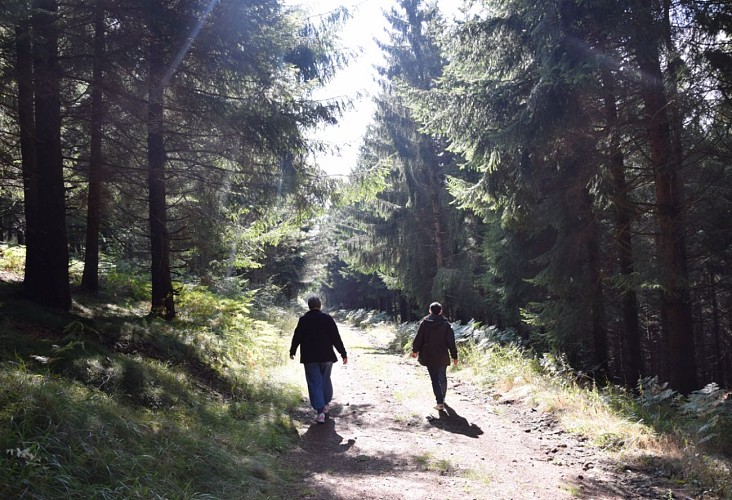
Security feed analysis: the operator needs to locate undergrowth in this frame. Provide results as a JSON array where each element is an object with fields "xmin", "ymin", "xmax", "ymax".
[{"xmin": 0, "ymin": 265, "xmax": 302, "ymax": 499}]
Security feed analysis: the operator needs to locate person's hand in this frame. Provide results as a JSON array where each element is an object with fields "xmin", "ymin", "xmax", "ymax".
[
  {"xmin": 289, "ymin": 354, "xmax": 294, "ymax": 360},
  {"xmin": 452, "ymin": 358, "xmax": 459, "ymax": 366},
  {"xmin": 411, "ymin": 352, "xmax": 418, "ymax": 358},
  {"xmin": 342, "ymin": 357, "xmax": 348, "ymax": 365}
]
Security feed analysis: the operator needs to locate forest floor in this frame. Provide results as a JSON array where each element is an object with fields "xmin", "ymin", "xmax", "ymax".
[{"xmin": 280, "ymin": 325, "xmax": 697, "ymax": 500}]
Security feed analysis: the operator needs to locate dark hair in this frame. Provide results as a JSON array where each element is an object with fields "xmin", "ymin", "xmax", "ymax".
[
  {"xmin": 429, "ymin": 302, "xmax": 442, "ymax": 315},
  {"xmin": 307, "ymin": 296, "xmax": 322, "ymax": 310}
]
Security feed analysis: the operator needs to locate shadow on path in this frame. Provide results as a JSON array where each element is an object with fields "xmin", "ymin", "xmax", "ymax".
[
  {"xmin": 426, "ymin": 403, "xmax": 483, "ymax": 438},
  {"xmin": 299, "ymin": 416, "xmax": 356, "ymax": 454}
]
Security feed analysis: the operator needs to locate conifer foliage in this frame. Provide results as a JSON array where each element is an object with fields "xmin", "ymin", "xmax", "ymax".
[
  {"xmin": 329, "ymin": 0, "xmax": 487, "ymax": 321},
  {"xmin": 334, "ymin": 0, "xmax": 732, "ymax": 392},
  {"xmin": 0, "ymin": 0, "xmax": 343, "ymax": 317}
]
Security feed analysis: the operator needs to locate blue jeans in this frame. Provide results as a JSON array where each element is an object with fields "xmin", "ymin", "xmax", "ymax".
[
  {"xmin": 427, "ymin": 366, "xmax": 448, "ymax": 404},
  {"xmin": 303, "ymin": 362, "xmax": 334, "ymax": 412}
]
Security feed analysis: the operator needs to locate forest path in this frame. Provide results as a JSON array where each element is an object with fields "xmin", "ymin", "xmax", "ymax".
[{"xmin": 279, "ymin": 325, "xmax": 688, "ymax": 499}]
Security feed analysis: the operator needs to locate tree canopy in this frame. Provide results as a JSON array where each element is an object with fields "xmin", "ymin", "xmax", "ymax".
[
  {"xmin": 324, "ymin": 0, "xmax": 732, "ymax": 393},
  {"xmin": 0, "ymin": 0, "xmax": 347, "ymax": 316}
]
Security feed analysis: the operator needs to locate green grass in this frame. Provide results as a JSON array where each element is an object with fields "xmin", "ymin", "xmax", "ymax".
[
  {"xmin": 414, "ymin": 452, "xmax": 453, "ymax": 474},
  {"xmin": 560, "ymin": 483, "xmax": 582, "ymax": 497},
  {"xmin": 0, "ymin": 368, "xmax": 295, "ymax": 498},
  {"xmin": 0, "ymin": 268, "xmax": 303, "ymax": 499},
  {"xmin": 0, "ymin": 243, "xmax": 25, "ymax": 273}
]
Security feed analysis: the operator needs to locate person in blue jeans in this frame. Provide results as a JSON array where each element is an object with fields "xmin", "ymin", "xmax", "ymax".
[
  {"xmin": 290, "ymin": 296, "xmax": 348, "ymax": 423},
  {"xmin": 411, "ymin": 302, "xmax": 458, "ymax": 411}
]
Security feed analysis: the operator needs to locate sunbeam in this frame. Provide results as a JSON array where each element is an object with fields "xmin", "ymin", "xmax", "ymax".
[{"xmin": 160, "ymin": 0, "xmax": 220, "ymax": 89}]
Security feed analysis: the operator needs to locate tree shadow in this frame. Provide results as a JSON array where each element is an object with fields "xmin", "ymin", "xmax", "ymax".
[{"xmin": 426, "ymin": 403, "xmax": 483, "ymax": 438}]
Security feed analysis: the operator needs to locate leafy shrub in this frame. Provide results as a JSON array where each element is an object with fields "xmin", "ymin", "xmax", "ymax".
[
  {"xmin": 452, "ymin": 320, "xmax": 524, "ymax": 347},
  {"xmin": 539, "ymin": 352, "xmax": 577, "ymax": 388}
]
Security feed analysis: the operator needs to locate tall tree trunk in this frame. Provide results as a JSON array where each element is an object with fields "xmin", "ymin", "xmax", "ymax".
[
  {"xmin": 81, "ymin": 0, "xmax": 106, "ymax": 292},
  {"xmin": 15, "ymin": 8, "xmax": 39, "ymax": 291},
  {"xmin": 30, "ymin": 0, "xmax": 71, "ymax": 310},
  {"xmin": 147, "ymin": 35, "xmax": 175, "ymax": 319},
  {"xmin": 726, "ymin": 295, "xmax": 732, "ymax": 388},
  {"xmin": 599, "ymin": 55, "xmax": 643, "ymax": 387},
  {"xmin": 631, "ymin": 0, "xmax": 696, "ymax": 393},
  {"xmin": 708, "ymin": 267, "xmax": 723, "ymax": 383},
  {"xmin": 429, "ymin": 162, "xmax": 445, "ymax": 268},
  {"xmin": 585, "ymin": 202, "xmax": 607, "ymax": 374}
]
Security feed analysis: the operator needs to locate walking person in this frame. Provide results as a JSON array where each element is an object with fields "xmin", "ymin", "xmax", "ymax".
[
  {"xmin": 411, "ymin": 302, "xmax": 458, "ymax": 411},
  {"xmin": 290, "ymin": 296, "xmax": 348, "ymax": 424}
]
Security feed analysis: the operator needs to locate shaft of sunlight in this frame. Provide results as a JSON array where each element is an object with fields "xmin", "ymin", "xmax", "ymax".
[{"xmin": 161, "ymin": 0, "xmax": 220, "ymax": 89}]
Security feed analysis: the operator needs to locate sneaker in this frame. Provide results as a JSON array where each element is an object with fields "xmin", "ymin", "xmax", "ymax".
[
  {"xmin": 323, "ymin": 404, "xmax": 330, "ymax": 414},
  {"xmin": 435, "ymin": 403, "xmax": 445, "ymax": 411},
  {"xmin": 315, "ymin": 412, "xmax": 326, "ymax": 424}
]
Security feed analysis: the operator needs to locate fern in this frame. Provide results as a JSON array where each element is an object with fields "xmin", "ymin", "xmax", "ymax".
[{"xmin": 681, "ymin": 383, "xmax": 732, "ymax": 446}]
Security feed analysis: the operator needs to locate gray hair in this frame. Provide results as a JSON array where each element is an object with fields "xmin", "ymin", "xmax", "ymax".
[{"xmin": 307, "ymin": 296, "xmax": 322, "ymax": 310}]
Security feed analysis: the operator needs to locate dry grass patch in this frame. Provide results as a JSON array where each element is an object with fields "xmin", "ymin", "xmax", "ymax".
[{"xmin": 458, "ymin": 340, "xmax": 732, "ymax": 497}]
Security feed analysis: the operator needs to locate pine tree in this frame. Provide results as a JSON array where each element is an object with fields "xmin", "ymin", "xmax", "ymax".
[{"xmin": 337, "ymin": 0, "xmax": 486, "ymax": 320}]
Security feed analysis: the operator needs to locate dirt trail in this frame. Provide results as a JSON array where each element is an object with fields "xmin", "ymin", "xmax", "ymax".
[{"xmin": 280, "ymin": 326, "xmax": 692, "ymax": 499}]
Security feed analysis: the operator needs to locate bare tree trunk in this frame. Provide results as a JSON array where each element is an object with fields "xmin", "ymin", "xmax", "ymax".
[
  {"xmin": 147, "ymin": 34, "xmax": 175, "ymax": 319},
  {"xmin": 726, "ymin": 295, "xmax": 732, "ymax": 388},
  {"xmin": 631, "ymin": 0, "xmax": 696, "ymax": 393},
  {"xmin": 599, "ymin": 53, "xmax": 643, "ymax": 387},
  {"xmin": 15, "ymin": 7, "xmax": 39, "ymax": 291},
  {"xmin": 81, "ymin": 0, "xmax": 105, "ymax": 292},
  {"xmin": 585, "ymin": 202, "xmax": 607, "ymax": 374},
  {"xmin": 708, "ymin": 267, "xmax": 723, "ymax": 383},
  {"xmin": 30, "ymin": 0, "xmax": 71, "ymax": 311}
]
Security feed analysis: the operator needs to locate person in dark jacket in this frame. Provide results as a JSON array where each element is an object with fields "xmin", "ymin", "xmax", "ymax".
[
  {"xmin": 411, "ymin": 302, "xmax": 458, "ymax": 411},
  {"xmin": 290, "ymin": 296, "xmax": 348, "ymax": 423}
]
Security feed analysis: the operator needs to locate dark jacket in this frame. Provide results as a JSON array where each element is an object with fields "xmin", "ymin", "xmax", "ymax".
[
  {"xmin": 412, "ymin": 314, "xmax": 457, "ymax": 367},
  {"xmin": 290, "ymin": 309, "xmax": 347, "ymax": 363}
]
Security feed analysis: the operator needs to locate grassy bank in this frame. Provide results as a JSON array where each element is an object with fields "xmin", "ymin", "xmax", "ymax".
[{"xmin": 0, "ymin": 249, "xmax": 304, "ymax": 498}]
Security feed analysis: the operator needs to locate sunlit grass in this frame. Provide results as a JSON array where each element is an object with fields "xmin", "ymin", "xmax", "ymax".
[
  {"xmin": 0, "ymin": 264, "xmax": 304, "ymax": 499},
  {"xmin": 457, "ymin": 339, "xmax": 732, "ymax": 497},
  {"xmin": 459, "ymin": 341, "xmax": 654, "ymax": 449},
  {"xmin": 0, "ymin": 243, "xmax": 24, "ymax": 274},
  {"xmin": 538, "ymin": 383, "xmax": 657, "ymax": 452},
  {"xmin": 560, "ymin": 483, "xmax": 582, "ymax": 497},
  {"xmin": 414, "ymin": 452, "xmax": 453, "ymax": 473},
  {"xmin": 392, "ymin": 412, "xmax": 422, "ymax": 426},
  {"xmin": 393, "ymin": 386, "xmax": 422, "ymax": 402},
  {"xmin": 463, "ymin": 467, "xmax": 493, "ymax": 485}
]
